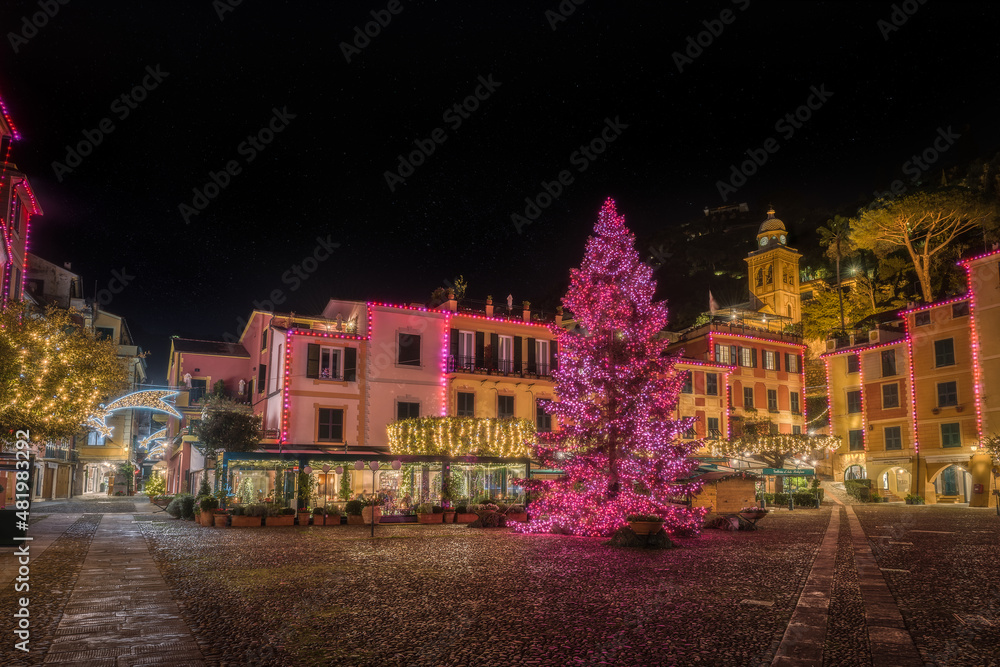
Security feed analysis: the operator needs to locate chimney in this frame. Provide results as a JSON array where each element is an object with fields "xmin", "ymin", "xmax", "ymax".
[
  {"xmin": 555, "ymin": 306, "xmax": 563, "ymax": 327},
  {"xmin": 522, "ymin": 301, "xmax": 531, "ymax": 322},
  {"xmin": 444, "ymin": 288, "xmax": 457, "ymax": 312},
  {"xmin": 485, "ymin": 295, "xmax": 493, "ymax": 318}
]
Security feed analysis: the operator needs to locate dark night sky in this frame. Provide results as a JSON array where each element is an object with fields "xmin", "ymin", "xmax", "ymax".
[{"xmin": 3, "ymin": 1, "xmax": 999, "ymax": 383}]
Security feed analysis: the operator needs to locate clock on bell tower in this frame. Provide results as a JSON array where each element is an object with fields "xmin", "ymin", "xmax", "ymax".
[{"xmin": 744, "ymin": 208, "xmax": 802, "ymax": 324}]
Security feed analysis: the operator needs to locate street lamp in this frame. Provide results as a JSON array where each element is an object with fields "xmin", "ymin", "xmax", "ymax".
[{"xmin": 360, "ymin": 460, "xmax": 401, "ymax": 537}]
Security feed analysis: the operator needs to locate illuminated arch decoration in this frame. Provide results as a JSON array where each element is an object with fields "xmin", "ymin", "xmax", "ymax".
[
  {"xmin": 139, "ymin": 427, "xmax": 168, "ymax": 451},
  {"xmin": 85, "ymin": 390, "xmax": 181, "ymax": 438}
]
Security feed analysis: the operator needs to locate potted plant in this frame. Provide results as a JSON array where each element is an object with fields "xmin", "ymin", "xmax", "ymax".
[
  {"xmin": 324, "ymin": 507, "xmax": 342, "ymax": 526},
  {"xmin": 200, "ymin": 496, "xmax": 219, "ymax": 527},
  {"xmin": 626, "ymin": 514, "xmax": 663, "ymax": 536},
  {"xmin": 455, "ymin": 503, "xmax": 478, "ymax": 523},
  {"xmin": 361, "ymin": 498, "xmax": 382, "ymax": 524},
  {"xmin": 266, "ymin": 507, "xmax": 296, "ymax": 526},
  {"xmin": 298, "ymin": 506, "xmax": 312, "ymax": 526},
  {"xmin": 312, "ymin": 506, "xmax": 325, "ymax": 525},
  {"xmin": 416, "ymin": 502, "xmax": 443, "ymax": 523},
  {"xmin": 213, "ymin": 507, "xmax": 229, "ymax": 527},
  {"xmin": 442, "ymin": 506, "xmax": 456, "ymax": 523},
  {"xmin": 904, "ymin": 493, "xmax": 925, "ymax": 505},
  {"xmin": 232, "ymin": 504, "xmax": 264, "ymax": 527},
  {"xmin": 505, "ymin": 504, "xmax": 528, "ymax": 522},
  {"xmin": 345, "ymin": 500, "xmax": 365, "ymax": 525}
]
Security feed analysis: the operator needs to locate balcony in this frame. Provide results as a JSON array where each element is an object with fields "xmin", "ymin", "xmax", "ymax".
[
  {"xmin": 447, "ymin": 355, "xmax": 556, "ymax": 379},
  {"xmin": 43, "ymin": 445, "xmax": 77, "ymax": 462}
]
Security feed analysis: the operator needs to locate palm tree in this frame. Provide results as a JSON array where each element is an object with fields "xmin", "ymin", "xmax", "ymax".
[{"xmin": 817, "ymin": 216, "xmax": 855, "ymax": 333}]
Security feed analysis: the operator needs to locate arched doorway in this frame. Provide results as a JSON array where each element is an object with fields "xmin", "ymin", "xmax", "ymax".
[
  {"xmin": 845, "ymin": 464, "xmax": 866, "ymax": 481},
  {"xmin": 880, "ymin": 467, "xmax": 911, "ymax": 496},
  {"xmin": 934, "ymin": 464, "xmax": 972, "ymax": 502}
]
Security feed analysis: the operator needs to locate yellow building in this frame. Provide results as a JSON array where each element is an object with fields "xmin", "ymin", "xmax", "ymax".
[
  {"xmin": 441, "ymin": 298, "xmax": 560, "ymax": 434},
  {"xmin": 673, "ymin": 358, "xmax": 732, "ymax": 451}
]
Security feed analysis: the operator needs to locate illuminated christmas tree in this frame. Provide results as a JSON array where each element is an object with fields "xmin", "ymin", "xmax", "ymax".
[{"xmin": 516, "ymin": 199, "xmax": 706, "ymax": 537}]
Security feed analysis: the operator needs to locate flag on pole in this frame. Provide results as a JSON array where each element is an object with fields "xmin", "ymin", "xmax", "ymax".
[{"xmin": 709, "ymin": 291, "xmax": 719, "ymax": 315}]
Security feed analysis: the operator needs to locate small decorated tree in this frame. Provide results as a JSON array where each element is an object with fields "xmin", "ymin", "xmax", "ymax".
[{"xmin": 515, "ymin": 199, "xmax": 706, "ymax": 537}]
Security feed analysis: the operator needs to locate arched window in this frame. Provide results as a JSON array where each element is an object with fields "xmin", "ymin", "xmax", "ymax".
[
  {"xmin": 787, "ymin": 304, "xmax": 792, "ymax": 318},
  {"xmin": 756, "ymin": 269, "xmax": 763, "ymax": 287},
  {"xmin": 782, "ymin": 269, "xmax": 788, "ymax": 284},
  {"xmin": 766, "ymin": 266, "xmax": 773, "ymax": 284}
]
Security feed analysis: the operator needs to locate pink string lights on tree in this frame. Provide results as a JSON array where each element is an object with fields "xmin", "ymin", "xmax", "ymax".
[{"xmin": 515, "ymin": 198, "xmax": 706, "ymax": 537}]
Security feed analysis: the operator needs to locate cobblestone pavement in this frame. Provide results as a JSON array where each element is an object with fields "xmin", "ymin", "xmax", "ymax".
[{"xmin": 2, "ymin": 504, "xmax": 996, "ymax": 666}]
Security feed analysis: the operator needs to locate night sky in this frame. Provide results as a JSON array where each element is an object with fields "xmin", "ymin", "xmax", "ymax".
[{"xmin": 3, "ymin": 1, "xmax": 999, "ymax": 383}]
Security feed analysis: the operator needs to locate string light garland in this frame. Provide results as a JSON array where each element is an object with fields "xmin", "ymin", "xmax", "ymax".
[
  {"xmin": 512, "ymin": 199, "xmax": 708, "ymax": 538},
  {"xmin": 86, "ymin": 390, "xmax": 182, "ymax": 437},
  {"xmin": 139, "ymin": 427, "xmax": 167, "ymax": 450},
  {"xmin": 961, "ymin": 259, "xmax": 986, "ymax": 441},
  {"xmin": 387, "ymin": 416, "xmax": 536, "ymax": 457}
]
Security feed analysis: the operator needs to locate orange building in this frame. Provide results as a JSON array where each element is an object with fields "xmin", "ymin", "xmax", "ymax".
[{"xmin": 673, "ymin": 358, "xmax": 733, "ymax": 449}]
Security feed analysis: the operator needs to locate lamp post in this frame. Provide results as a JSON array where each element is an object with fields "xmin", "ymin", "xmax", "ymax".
[{"xmin": 360, "ymin": 460, "xmax": 401, "ymax": 537}]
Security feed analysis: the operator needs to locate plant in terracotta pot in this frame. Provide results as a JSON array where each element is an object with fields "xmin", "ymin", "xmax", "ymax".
[
  {"xmin": 345, "ymin": 499, "xmax": 365, "ymax": 525},
  {"xmin": 312, "ymin": 506, "xmax": 326, "ymax": 524},
  {"xmin": 266, "ymin": 506, "xmax": 295, "ymax": 527},
  {"xmin": 505, "ymin": 504, "xmax": 528, "ymax": 522},
  {"xmin": 324, "ymin": 507, "xmax": 342, "ymax": 526},
  {"xmin": 416, "ymin": 502, "xmax": 442, "ymax": 524},
  {"xmin": 361, "ymin": 497, "xmax": 382, "ymax": 524},
  {"xmin": 200, "ymin": 496, "xmax": 220, "ymax": 527},
  {"xmin": 455, "ymin": 503, "xmax": 478, "ymax": 523},
  {"xmin": 232, "ymin": 504, "xmax": 264, "ymax": 527},
  {"xmin": 626, "ymin": 514, "xmax": 663, "ymax": 536},
  {"xmin": 212, "ymin": 506, "xmax": 230, "ymax": 528}
]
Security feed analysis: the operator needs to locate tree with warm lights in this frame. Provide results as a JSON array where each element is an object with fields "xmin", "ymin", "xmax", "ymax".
[
  {"xmin": 515, "ymin": 199, "xmax": 706, "ymax": 538},
  {"xmin": 0, "ymin": 303, "xmax": 128, "ymax": 447},
  {"xmin": 712, "ymin": 416, "xmax": 840, "ymax": 491}
]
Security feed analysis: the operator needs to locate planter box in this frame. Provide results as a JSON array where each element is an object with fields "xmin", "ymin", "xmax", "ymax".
[
  {"xmin": 322, "ymin": 515, "xmax": 341, "ymax": 525},
  {"xmin": 213, "ymin": 514, "xmax": 229, "ymax": 527},
  {"xmin": 455, "ymin": 513, "xmax": 478, "ymax": 523},
  {"xmin": 200, "ymin": 513, "xmax": 214, "ymax": 527},
  {"xmin": 231, "ymin": 515, "xmax": 262, "ymax": 527},
  {"xmin": 346, "ymin": 515, "xmax": 365, "ymax": 525},
  {"xmin": 361, "ymin": 507, "xmax": 382, "ymax": 524},
  {"xmin": 380, "ymin": 515, "xmax": 417, "ymax": 523},
  {"xmin": 417, "ymin": 513, "xmax": 444, "ymax": 524},
  {"xmin": 507, "ymin": 512, "xmax": 528, "ymax": 522},
  {"xmin": 628, "ymin": 520, "xmax": 663, "ymax": 536},
  {"xmin": 298, "ymin": 513, "xmax": 311, "ymax": 526},
  {"xmin": 443, "ymin": 511, "xmax": 456, "ymax": 524},
  {"xmin": 266, "ymin": 515, "xmax": 295, "ymax": 526}
]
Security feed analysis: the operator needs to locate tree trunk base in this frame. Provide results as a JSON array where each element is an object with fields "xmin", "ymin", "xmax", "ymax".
[{"xmin": 605, "ymin": 527, "xmax": 675, "ymax": 549}]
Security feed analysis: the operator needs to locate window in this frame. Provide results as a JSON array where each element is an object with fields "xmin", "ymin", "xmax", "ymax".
[
  {"xmin": 715, "ymin": 344, "xmax": 733, "ymax": 364},
  {"xmin": 763, "ymin": 350, "xmax": 777, "ymax": 371},
  {"xmin": 498, "ymin": 395, "xmax": 514, "ymax": 418},
  {"xmin": 849, "ymin": 429, "xmax": 864, "ymax": 451},
  {"xmin": 257, "ymin": 365, "xmax": 266, "ymax": 393},
  {"xmin": 706, "ymin": 373, "xmax": 718, "ymax": 396},
  {"xmin": 681, "ymin": 372, "xmax": 692, "ymax": 394},
  {"xmin": 536, "ymin": 401, "xmax": 552, "ymax": 432},
  {"xmin": 846, "ymin": 355, "xmax": 859, "ymax": 374},
  {"xmin": 457, "ymin": 331, "xmax": 474, "ymax": 369},
  {"xmin": 792, "ymin": 425, "xmax": 802, "ymax": 435},
  {"xmin": 397, "ymin": 333, "xmax": 421, "ymax": 366},
  {"xmin": 934, "ymin": 339, "xmax": 955, "ymax": 367},
  {"xmin": 87, "ymin": 431, "xmax": 106, "ymax": 446},
  {"xmin": 10, "ymin": 191, "xmax": 22, "ymax": 235},
  {"xmin": 319, "ymin": 347, "xmax": 341, "ymax": 380},
  {"xmin": 785, "ymin": 353, "xmax": 799, "ymax": 373},
  {"xmin": 535, "ymin": 339, "xmax": 550, "ymax": 375},
  {"xmin": 682, "ymin": 418, "xmax": 696, "ymax": 439},
  {"xmin": 881, "ymin": 349, "xmax": 896, "ymax": 377},
  {"xmin": 317, "ymin": 408, "xmax": 344, "ymax": 441},
  {"xmin": 914, "ymin": 311, "xmax": 930, "ymax": 327},
  {"xmin": 397, "ymin": 401, "xmax": 419, "ymax": 420},
  {"xmin": 497, "ymin": 335, "xmax": 514, "ymax": 373},
  {"xmin": 882, "ymin": 383, "xmax": 900, "ymax": 409},
  {"xmin": 937, "ymin": 381, "xmax": 958, "ymax": 407},
  {"xmin": 756, "ymin": 269, "xmax": 763, "ymax": 287},
  {"xmin": 767, "ymin": 389, "xmax": 778, "ymax": 412},
  {"xmin": 739, "ymin": 347, "xmax": 756, "ymax": 368},
  {"xmin": 707, "ymin": 417, "xmax": 720, "ymax": 438},
  {"xmin": 952, "ymin": 301, "xmax": 969, "ymax": 318},
  {"xmin": 941, "ymin": 422, "xmax": 961, "ymax": 447},
  {"xmin": 190, "ymin": 378, "xmax": 207, "ymax": 404},
  {"xmin": 790, "ymin": 392, "xmax": 800, "ymax": 414},
  {"xmin": 743, "ymin": 387, "xmax": 754, "ymax": 409},
  {"xmin": 457, "ymin": 392, "xmax": 475, "ymax": 417},
  {"xmin": 847, "ymin": 390, "xmax": 862, "ymax": 414},
  {"xmin": 95, "ymin": 327, "xmax": 116, "ymax": 342},
  {"xmin": 884, "ymin": 426, "xmax": 902, "ymax": 450},
  {"xmin": 766, "ymin": 266, "xmax": 773, "ymax": 284},
  {"xmin": 261, "ymin": 328, "xmax": 268, "ymax": 351}
]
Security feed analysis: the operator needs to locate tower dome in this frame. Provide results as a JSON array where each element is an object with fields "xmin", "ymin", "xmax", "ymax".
[{"xmin": 755, "ymin": 208, "xmax": 788, "ymax": 248}]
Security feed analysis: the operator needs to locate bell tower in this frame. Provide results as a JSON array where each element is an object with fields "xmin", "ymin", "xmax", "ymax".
[{"xmin": 744, "ymin": 208, "xmax": 802, "ymax": 324}]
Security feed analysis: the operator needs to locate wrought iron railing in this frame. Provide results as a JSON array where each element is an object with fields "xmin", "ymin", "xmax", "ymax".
[{"xmin": 446, "ymin": 355, "xmax": 555, "ymax": 378}]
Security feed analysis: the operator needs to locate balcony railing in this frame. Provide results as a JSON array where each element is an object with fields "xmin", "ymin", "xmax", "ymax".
[
  {"xmin": 447, "ymin": 355, "xmax": 555, "ymax": 378},
  {"xmin": 43, "ymin": 446, "xmax": 77, "ymax": 462}
]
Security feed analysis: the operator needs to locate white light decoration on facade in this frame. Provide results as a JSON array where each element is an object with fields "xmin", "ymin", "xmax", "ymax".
[{"xmin": 85, "ymin": 390, "xmax": 182, "ymax": 437}]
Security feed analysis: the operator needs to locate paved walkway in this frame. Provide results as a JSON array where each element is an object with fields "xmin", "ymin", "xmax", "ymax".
[
  {"xmin": 772, "ymin": 488, "xmax": 923, "ymax": 665},
  {"xmin": 42, "ymin": 514, "xmax": 205, "ymax": 666},
  {"xmin": 0, "ymin": 514, "xmax": 83, "ymax": 585}
]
